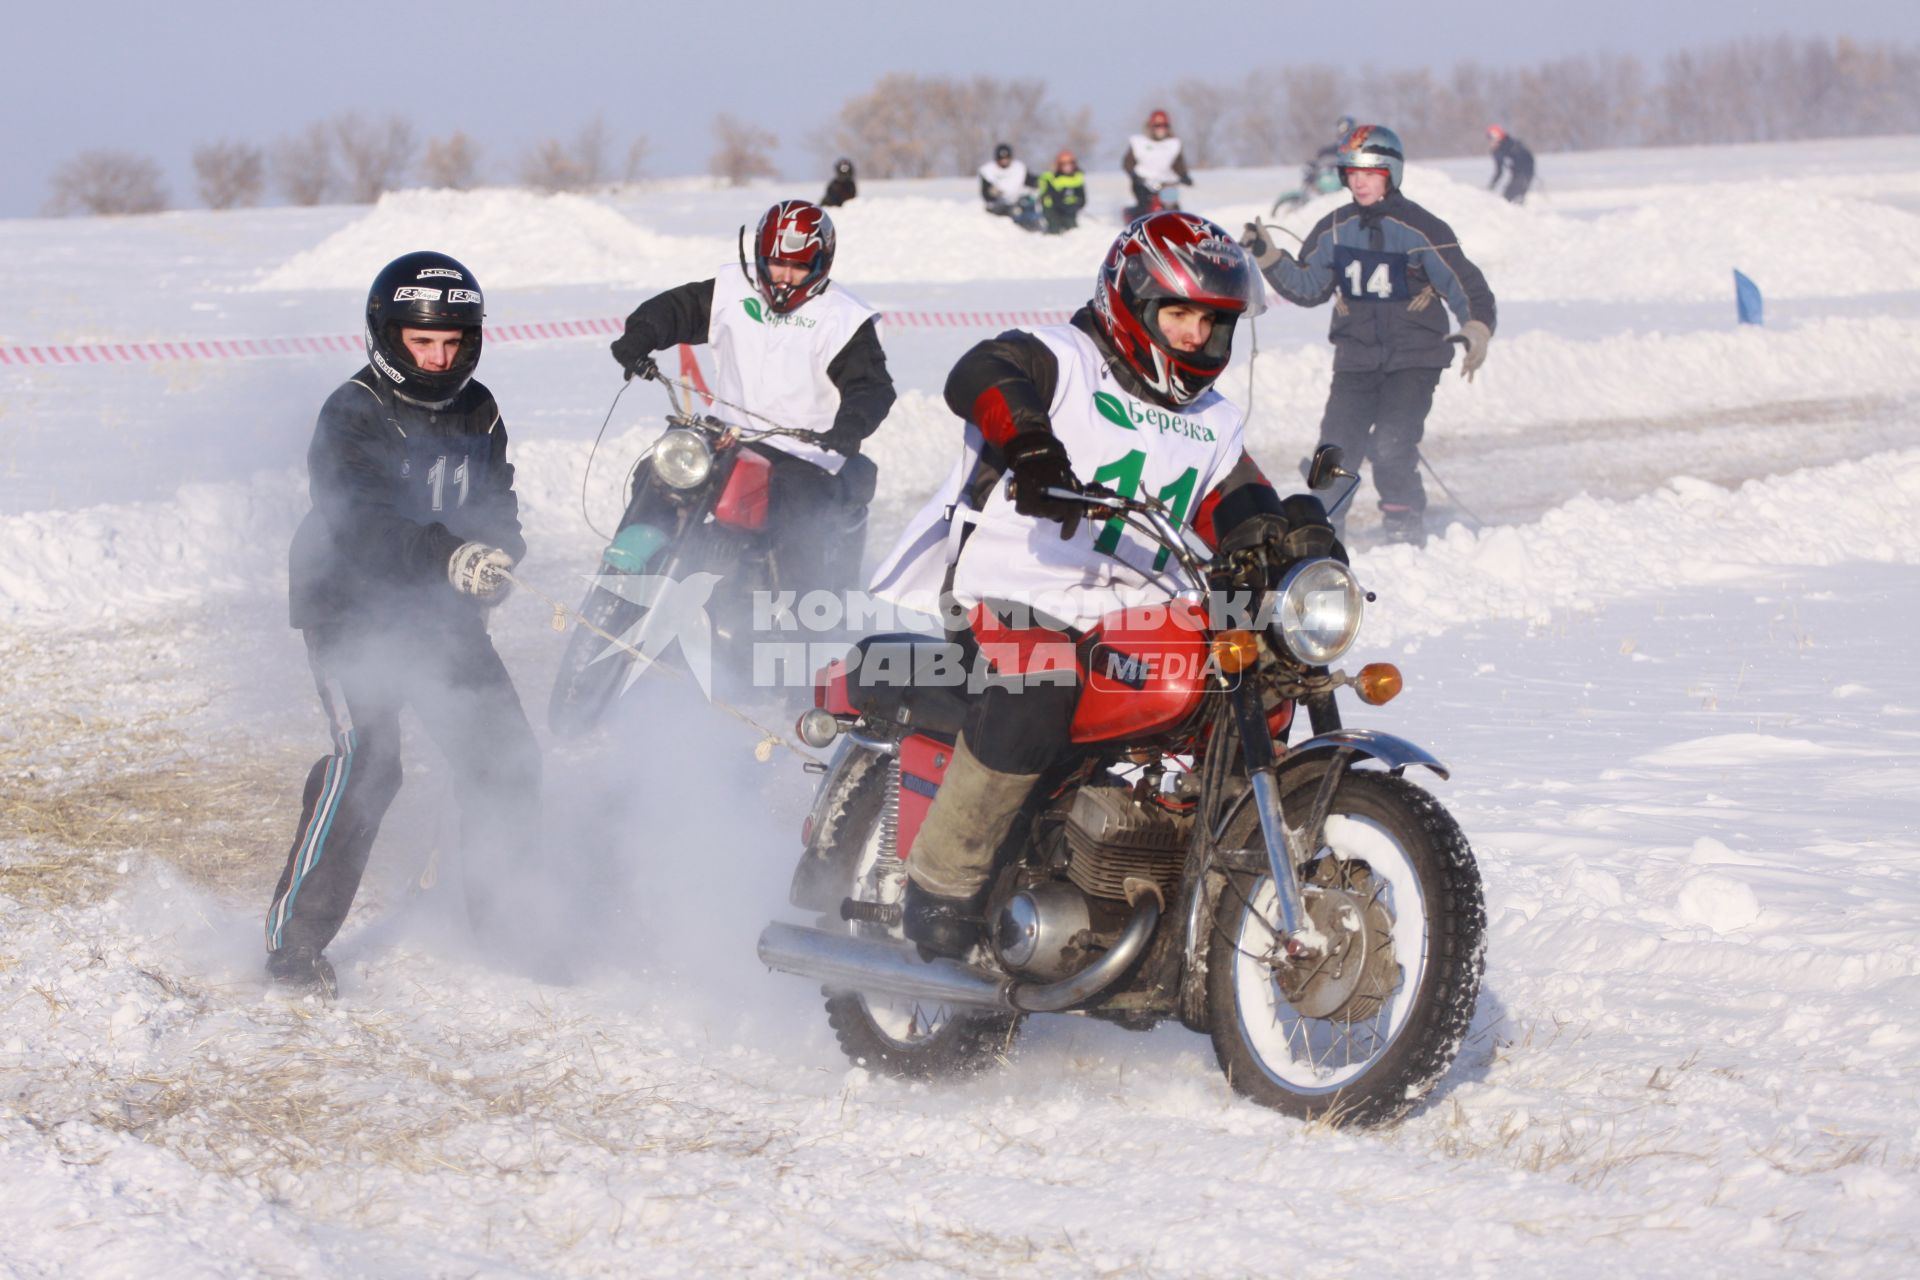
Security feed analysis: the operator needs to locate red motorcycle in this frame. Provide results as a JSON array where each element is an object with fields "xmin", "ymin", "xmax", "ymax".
[{"xmin": 758, "ymin": 450, "xmax": 1486, "ymax": 1125}]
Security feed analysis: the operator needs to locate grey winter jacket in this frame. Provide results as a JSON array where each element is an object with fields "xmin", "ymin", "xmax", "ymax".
[{"xmin": 1261, "ymin": 190, "xmax": 1497, "ymax": 373}]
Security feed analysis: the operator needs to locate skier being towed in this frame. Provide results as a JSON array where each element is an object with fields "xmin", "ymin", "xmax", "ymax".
[
  {"xmin": 867, "ymin": 211, "xmax": 1343, "ymax": 957},
  {"xmin": 609, "ymin": 199, "xmax": 896, "ymax": 601}
]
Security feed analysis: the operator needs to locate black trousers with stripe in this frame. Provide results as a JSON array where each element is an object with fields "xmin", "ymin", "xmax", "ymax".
[{"xmin": 265, "ymin": 622, "xmax": 542, "ymax": 956}]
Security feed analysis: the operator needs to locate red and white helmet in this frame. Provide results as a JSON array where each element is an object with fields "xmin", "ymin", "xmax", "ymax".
[
  {"xmin": 749, "ymin": 199, "xmax": 835, "ymax": 313},
  {"xmin": 1486, "ymin": 124, "xmax": 1507, "ymax": 141},
  {"xmin": 1091, "ymin": 211, "xmax": 1263, "ymax": 408},
  {"xmin": 1146, "ymin": 108, "xmax": 1172, "ymax": 132}
]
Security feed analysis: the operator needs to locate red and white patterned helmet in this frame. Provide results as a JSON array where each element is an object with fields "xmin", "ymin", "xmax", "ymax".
[
  {"xmin": 751, "ymin": 199, "xmax": 835, "ymax": 313},
  {"xmin": 1091, "ymin": 211, "xmax": 1262, "ymax": 408}
]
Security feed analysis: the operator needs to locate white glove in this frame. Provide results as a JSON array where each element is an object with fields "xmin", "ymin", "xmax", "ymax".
[
  {"xmin": 1456, "ymin": 320, "xmax": 1492, "ymax": 381},
  {"xmin": 447, "ymin": 542, "xmax": 514, "ymax": 603}
]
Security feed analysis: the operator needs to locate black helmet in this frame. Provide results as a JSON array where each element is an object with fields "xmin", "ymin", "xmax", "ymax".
[
  {"xmin": 365, "ymin": 250, "xmax": 485, "ymax": 403},
  {"xmin": 994, "ymin": 143, "xmax": 1012, "ymax": 163},
  {"xmin": 834, "ymin": 157, "xmax": 854, "ymax": 176}
]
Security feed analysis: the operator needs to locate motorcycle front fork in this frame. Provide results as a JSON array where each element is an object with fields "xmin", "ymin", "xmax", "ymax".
[{"xmin": 1228, "ymin": 680, "xmax": 1332, "ymax": 958}]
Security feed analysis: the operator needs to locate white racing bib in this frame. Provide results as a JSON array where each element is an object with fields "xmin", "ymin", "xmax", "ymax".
[
  {"xmin": 978, "ymin": 159, "xmax": 1028, "ymax": 197},
  {"xmin": 1128, "ymin": 134, "xmax": 1184, "ymax": 187},
  {"xmin": 872, "ymin": 325, "xmax": 1244, "ymax": 633},
  {"xmin": 705, "ymin": 264, "xmax": 880, "ymax": 474}
]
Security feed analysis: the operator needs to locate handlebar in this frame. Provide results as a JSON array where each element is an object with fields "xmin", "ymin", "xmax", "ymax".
[{"xmin": 1040, "ymin": 484, "xmax": 1216, "ymax": 588}]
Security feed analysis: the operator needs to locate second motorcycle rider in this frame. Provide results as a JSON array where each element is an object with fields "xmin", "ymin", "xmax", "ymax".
[
  {"xmin": 869, "ymin": 211, "xmax": 1340, "ymax": 959},
  {"xmin": 610, "ymin": 199, "xmax": 896, "ymax": 601}
]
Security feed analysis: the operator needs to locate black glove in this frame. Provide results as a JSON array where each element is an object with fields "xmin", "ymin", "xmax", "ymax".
[
  {"xmin": 1002, "ymin": 431, "xmax": 1085, "ymax": 540},
  {"xmin": 815, "ymin": 424, "xmax": 863, "ymax": 457},
  {"xmin": 1278, "ymin": 493, "xmax": 1346, "ymax": 564},
  {"xmin": 610, "ymin": 334, "xmax": 658, "ymax": 382}
]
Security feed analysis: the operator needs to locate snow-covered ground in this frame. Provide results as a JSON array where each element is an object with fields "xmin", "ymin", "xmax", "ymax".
[{"xmin": 3, "ymin": 137, "xmax": 1919, "ymax": 1275}]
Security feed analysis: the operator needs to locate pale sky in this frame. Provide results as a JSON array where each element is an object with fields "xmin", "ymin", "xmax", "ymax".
[{"xmin": 5, "ymin": 0, "xmax": 1912, "ymax": 215}]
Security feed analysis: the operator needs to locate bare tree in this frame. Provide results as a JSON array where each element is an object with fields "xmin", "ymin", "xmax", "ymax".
[
  {"xmin": 420, "ymin": 132, "xmax": 481, "ymax": 189},
  {"xmin": 192, "ymin": 140, "xmax": 263, "ymax": 209},
  {"xmin": 709, "ymin": 113, "xmax": 779, "ymax": 186},
  {"xmin": 332, "ymin": 112, "xmax": 415, "ymax": 203},
  {"xmin": 1165, "ymin": 79, "xmax": 1235, "ymax": 168},
  {"xmin": 520, "ymin": 117, "xmax": 617, "ymax": 192},
  {"xmin": 45, "ymin": 149, "xmax": 168, "ymax": 215},
  {"xmin": 623, "ymin": 136, "xmax": 651, "ymax": 183},
  {"xmin": 817, "ymin": 73, "xmax": 1097, "ymax": 178},
  {"xmin": 273, "ymin": 123, "xmax": 336, "ymax": 206}
]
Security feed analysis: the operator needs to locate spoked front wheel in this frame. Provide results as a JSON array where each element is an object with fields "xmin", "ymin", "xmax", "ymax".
[{"xmin": 1206, "ymin": 769, "xmax": 1485, "ymax": 1126}]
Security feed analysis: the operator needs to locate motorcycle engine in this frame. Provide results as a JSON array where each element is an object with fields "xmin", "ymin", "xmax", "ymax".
[{"xmin": 1062, "ymin": 779, "xmax": 1192, "ymax": 905}]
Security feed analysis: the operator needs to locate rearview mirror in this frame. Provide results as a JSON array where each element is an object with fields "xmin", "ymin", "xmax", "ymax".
[{"xmin": 1306, "ymin": 445, "xmax": 1352, "ymax": 491}]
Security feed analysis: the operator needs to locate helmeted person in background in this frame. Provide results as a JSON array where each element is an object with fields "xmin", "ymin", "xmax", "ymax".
[
  {"xmin": 979, "ymin": 142, "xmax": 1038, "ymax": 218},
  {"xmin": 1242, "ymin": 124, "xmax": 1497, "ymax": 545},
  {"xmin": 1486, "ymin": 125, "xmax": 1535, "ymax": 204},
  {"xmin": 821, "ymin": 156, "xmax": 857, "ymax": 208},
  {"xmin": 1037, "ymin": 149, "xmax": 1086, "ymax": 234},
  {"xmin": 1122, "ymin": 108, "xmax": 1192, "ymax": 220},
  {"xmin": 1312, "ymin": 115, "xmax": 1358, "ymax": 181},
  {"xmin": 609, "ymin": 199, "xmax": 895, "ymax": 597},
  {"xmin": 868, "ymin": 212, "xmax": 1337, "ymax": 958},
  {"xmin": 268, "ymin": 251, "xmax": 543, "ymax": 995}
]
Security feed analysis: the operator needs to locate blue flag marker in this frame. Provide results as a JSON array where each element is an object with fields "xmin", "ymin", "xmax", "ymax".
[{"xmin": 1734, "ymin": 270, "xmax": 1763, "ymax": 325}]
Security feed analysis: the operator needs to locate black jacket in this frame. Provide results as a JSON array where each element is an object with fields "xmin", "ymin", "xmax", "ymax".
[
  {"xmin": 1261, "ymin": 189, "xmax": 1497, "ymax": 373},
  {"xmin": 288, "ymin": 370, "xmax": 524, "ymax": 632},
  {"xmin": 821, "ymin": 173, "xmax": 856, "ymax": 207},
  {"xmin": 1490, "ymin": 136, "xmax": 1535, "ymax": 184},
  {"xmin": 611, "ymin": 278, "xmax": 896, "ymax": 454}
]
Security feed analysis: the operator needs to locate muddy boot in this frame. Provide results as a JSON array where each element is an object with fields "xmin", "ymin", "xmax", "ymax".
[
  {"xmin": 1380, "ymin": 504, "xmax": 1426, "ymax": 546},
  {"xmin": 903, "ymin": 733, "xmax": 1040, "ymax": 960},
  {"xmin": 267, "ymin": 945, "xmax": 337, "ymax": 999}
]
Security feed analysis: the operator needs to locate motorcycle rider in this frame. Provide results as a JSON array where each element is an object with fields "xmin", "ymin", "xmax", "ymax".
[
  {"xmin": 868, "ymin": 211, "xmax": 1334, "ymax": 958},
  {"xmin": 267, "ymin": 251, "xmax": 543, "ymax": 994},
  {"xmin": 608, "ymin": 198, "xmax": 895, "ymax": 604},
  {"xmin": 1122, "ymin": 108, "xmax": 1192, "ymax": 220},
  {"xmin": 1241, "ymin": 124, "xmax": 1497, "ymax": 544},
  {"xmin": 1486, "ymin": 125, "xmax": 1535, "ymax": 204}
]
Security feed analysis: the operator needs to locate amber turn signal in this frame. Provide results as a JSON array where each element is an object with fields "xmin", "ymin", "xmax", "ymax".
[
  {"xmin": 1354, "ymin": 662, "xmax": 1404, "ymax": 705},
  {"xmin": 1210, "ymin": 629, "xmax": 1261, "ymax": 674}
]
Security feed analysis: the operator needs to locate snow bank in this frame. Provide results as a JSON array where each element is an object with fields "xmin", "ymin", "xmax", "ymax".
[
  {"xmin": 1228, "ymin": 165, "xmax": 1920, "ymax": 303},
  {"xmin": 1355, "ymin": 448, "xmax": 1920, "ymax": 647},
  {"xmin": 254, "ymin": 188, "xmax": 721, "ymax": 291},
  {"xmin": 1245, "ymin": 314, "xmax": 1920, "ymax": 436},
  {"xmin": 253, "ymin": 189, "xmax": 1105, "ymax": 292}
]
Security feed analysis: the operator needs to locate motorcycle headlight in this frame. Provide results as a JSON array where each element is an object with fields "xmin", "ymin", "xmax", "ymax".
[
  {"xmin": 1272, "ymin": 558, "xmax": 1365, "ymax": 665},
  {"xmin": 653, "ymin": 429, "xmax": 713, "ymax": 490}
]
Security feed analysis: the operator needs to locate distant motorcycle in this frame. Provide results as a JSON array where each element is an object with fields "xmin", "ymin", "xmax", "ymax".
[
  {"xmin": 547, "ymin": 382, "xmax": 867, "ymax": 736},
  {"xmin": 759, "ymin": 448, "xmax": 1487, "ymax": 1125},
  {"xmin": 1124, "ymin": 180, "xmax": 1183, "ymax": 222},
  {"xmin": 1272, "ymin": 162, "xmax": 1344, "ymax": 218}
]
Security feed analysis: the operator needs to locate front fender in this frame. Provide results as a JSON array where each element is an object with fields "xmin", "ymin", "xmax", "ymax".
[{"xmin": 1281, "ymin": 728, "xmax": 1450, "ymax": 781}]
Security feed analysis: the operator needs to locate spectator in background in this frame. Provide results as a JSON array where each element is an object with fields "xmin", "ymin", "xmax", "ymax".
[
  {"xmin": 822, "ymin": 157, "xmax": 856, "ymax": 208},
  {"xmin": 1037, "ymin": 150, "xmax": 1086, "ymax": 234},
  {"xmin": 1486, "ymin": 126, "xmax": 1535, "ymax": 204},
  {"xmin": 979, "ymin": 143, "xmax": 1036, "ymax": 217}
]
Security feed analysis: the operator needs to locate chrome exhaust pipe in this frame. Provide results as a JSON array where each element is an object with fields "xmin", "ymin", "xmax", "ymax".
[
  {"xmin": 757, "ymin": 921, "xmax": 1013, "ymax": 1009},
  {"xmin": 1010, "ymin": 879, "xmax": 1161, "ymax": 1013},
  {"xmin": 759, "ymin": 879, "xmax": 1163, "ymax": 1015}
]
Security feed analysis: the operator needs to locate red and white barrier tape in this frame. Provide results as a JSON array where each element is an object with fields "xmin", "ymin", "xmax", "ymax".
[{"xmin": 0, "ymin": 309, "xmax": 1073, "ymax": 368}]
